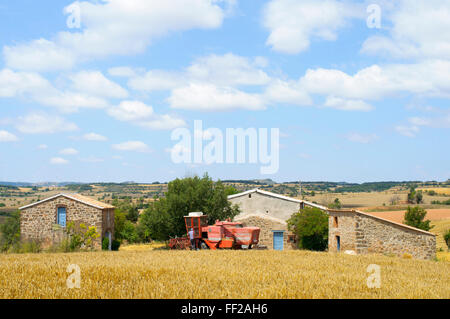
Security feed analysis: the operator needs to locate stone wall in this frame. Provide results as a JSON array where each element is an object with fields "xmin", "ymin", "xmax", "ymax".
[
  {"xmin": 328, "ymin": 211, "xmax": 436, "ymax": 260},
  {"xmin": 236, "ymin": 215, "xmax": 295, "ymax": 250},
  {"xmin": 21, "ymin": 196, "xmax": 105, "ymax": 249},
  {"xmin": 230, "ymin": 191, "xmax": 301, "ymax": 221}
]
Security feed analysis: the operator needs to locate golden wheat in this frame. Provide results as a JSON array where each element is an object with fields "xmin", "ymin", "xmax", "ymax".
[{"xmin": 0, "ymin": 250, "xmax": 448, "ymax": 299}]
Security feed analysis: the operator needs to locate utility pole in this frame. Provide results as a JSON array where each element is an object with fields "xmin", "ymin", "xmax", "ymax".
[{"xmin": 298, "ymin": 180, "xmax": 302, "ymax": 199}]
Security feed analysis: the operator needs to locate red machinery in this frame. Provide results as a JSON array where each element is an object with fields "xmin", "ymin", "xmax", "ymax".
[{"xmin": 168, "ymin": 212, "xmax": 260, "ymax": 250}]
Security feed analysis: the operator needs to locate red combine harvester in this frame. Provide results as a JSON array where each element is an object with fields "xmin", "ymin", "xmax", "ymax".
[{"xmin": 168, "ymin": 212, "xmax": 260, "ymax": 250}]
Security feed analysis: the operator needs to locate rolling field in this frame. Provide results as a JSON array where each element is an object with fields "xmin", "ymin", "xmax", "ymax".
[
  {"xmin": 366, "ymin": 209, "xmax": 450, "ymax": 223},
  {"xmin": 0, "ymin": 250, "xmax": 449, "ymax": 299}
]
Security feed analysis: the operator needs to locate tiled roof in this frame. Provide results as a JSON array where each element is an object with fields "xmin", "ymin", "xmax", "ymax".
[
  {"xmin": 19, "ymin": 193, "xmax": 115, "ymax": 210},
  {"xmin": 327, "ymin": 209, "xmax": 436, "ymax": 236},
  {"xmin": 227, "ymin": 188, "xmax": 328, "ymax": 211}
]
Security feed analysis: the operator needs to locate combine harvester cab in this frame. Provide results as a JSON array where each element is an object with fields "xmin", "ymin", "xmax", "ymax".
[{"xmin": 182, "ymin": 212, "xmax": 260, "ymax": 250}]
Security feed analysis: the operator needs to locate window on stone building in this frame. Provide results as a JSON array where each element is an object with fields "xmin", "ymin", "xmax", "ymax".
[
  {"xmin": 334, "ymin": 216, "xmax": 338, "ymax": 228},
  {"xmin": 288, "ymin": 235, "xmax": 296, "ymax": 243},
  {"xmin": 248, "ymin": 194, "xmax": 251, "ymax": 198},
  {"xmin": 57, "ymin": 207, "xmax": 66, "ymax": 227}
]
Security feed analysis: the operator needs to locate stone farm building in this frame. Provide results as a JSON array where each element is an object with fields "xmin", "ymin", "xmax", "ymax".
[
  {"xmin": 328, "ymin": 209, "xmax": 436, "ymax": 260},
  {"xmin": 19, "ymin": 193, "xmax": 115, "ymax": 249},
  {"xmin": 228, "ymin": 189, "xmax": 436, "ymax": 260},
  {"xmin": 228, "ymin": 189, "xmax": 327, "ymax": 250}
]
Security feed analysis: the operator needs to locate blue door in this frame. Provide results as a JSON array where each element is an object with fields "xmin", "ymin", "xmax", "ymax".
[
  {"xmin": 336, "ymin": 236, "xmax": 340, "ymax": 251},
  {"xmin": 273, "ymin": 231, "xmax": 284, "ymax": 250},
  {"xmin": 57, "ymin": 207, "xmax": 66, "ymax": 227}
]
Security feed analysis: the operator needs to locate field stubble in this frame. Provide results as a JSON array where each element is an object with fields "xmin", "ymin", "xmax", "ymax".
[{"xmin": 0, "ymin": 250, "xmax": 448, "ymax": 299}]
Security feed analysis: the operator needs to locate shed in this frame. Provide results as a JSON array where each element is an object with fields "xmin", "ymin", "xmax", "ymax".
[
  {"xmin": 328, "ymin": 209, "xmax": 436, "ymax": 260},
  {"xmin": 19, "ymin": 193, "xmax": 115, "ymax": 249},
  {"xmin": 228, "ymin": 189, "xmax": 327, "ymax": 250}
]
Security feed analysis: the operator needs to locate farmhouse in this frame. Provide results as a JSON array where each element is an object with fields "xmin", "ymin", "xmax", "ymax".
[
  {"xmin": 328, "ymin": 209, "xmax": 436, "ymax": 260},
  {"xmin": 228, "ymin": 189, "xmax": 327, "ymax": 250},
  {"xmin": 19, "ymin": 193, "xmax": 115, "ymax": 249}
]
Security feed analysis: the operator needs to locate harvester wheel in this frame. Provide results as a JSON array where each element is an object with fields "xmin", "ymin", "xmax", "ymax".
[{"xmin": 200, "ymin": 242, "xmax": 209, "ymax": 250}]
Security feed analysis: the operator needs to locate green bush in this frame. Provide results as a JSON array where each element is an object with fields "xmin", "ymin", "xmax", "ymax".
[
  {"xmin": 111, "ymin": 239, "xmax": 120, "ymax": 251},
  {"xmin": 102, "ymin": 237, "xmax": 120, "ymax": 251},
  {"xmin": 287, "ymin": 207, "xmax": 329, "ymax": 251},
  {"xmin": 0, "ymin": 210, "xmax": 20, "ymax": 252},
  {"xmin": 11, "ymin": 239, "xmax": 42, "ymax": 253},
  {"xmin": 102, "ymin": 237, "xmax": 109, "ymax": 250},
  {"xmin": 328, "ymin": 198, "xmax": 342, "ymax": 209},
  {"xmin": 64, "ymin": 222, "xmax": 100, "ymax": 251},
  {"xmin": 403, "ymin": 206, "xmax": 432, "ymax": 231},
  {"xmin": 444, "ymin": 229, "xmax": 450, "ymax": 250}
]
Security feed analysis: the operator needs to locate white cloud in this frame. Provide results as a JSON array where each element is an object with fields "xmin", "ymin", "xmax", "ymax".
[
  {"xmin": 395, "ymin": 125, "xmax": 420, "ymax": 138},
  {"xmin": 0, "ymin": 130, "xmax": 18, "ymax": 142},
  {"xmin": 186, "ymin": 53, "xmax": 271, "ymax": 86},
  {"xmin": 15, "ymin": 113, "xmax": 78, "ymax": 134},
  {"xmin": 168, "ymin": 83, "xmax": 266, "ymax": 111},
  {"xmin": 59, "ymin": 148, "xmax": 79, "ymax": 155},
  {"xmin": 108, "ymin": 67, "xmax": 140, "ymax": 77},
  {"xmin": 264, "ymin": 79, "xmax": 312, "ymax": 106},
  {"xmin": 37, "ymin": 144, "xmax": 48, "ymax": 149},
  {"xmin": 69, "ymin": 71, "xmax": 128, "ymax": 99},
  {"xmin": 0, "ymin": 68, "xmax": 109, "ymax": 113},
  {"xmin": 395, "ymin": 113, "xmax": 450, "ymax": 138},
  {"xmin": 324, "ymin": 96, "xmax": 373, "ymax": 112},
  {"xmin": 128, "ymin": 70, "xmax": 183, "ymax": 92},
  {"xmin": 108, "ymin": 101, "xmax": 154, "ymax": 121},
  {"xmin": 50, "ymin": 157, "xmax": 69, "ymax": 165},
  {"xmin": 112, "ymin": 141, "xmax": 151, "ymax": 153},
  {"xmin": 83, "ymin": 132, "xmax": 108, "ymax": 141},
  {"xmin": 138, "ymin": 114, "xmax": 186, "ymax": 130},
  {"xmin": 128, "ymin": 53, "xmax": 271, "ymax": 92},
  {"xmin": 34, "ymin": 91, "xmax": 109, "ymax": 113},
  {"xmin": 361, "ymin": 0, "xmax": 450, "ymax": 60},
  {"xmin": 300, "ymin": 60, "xmax": 450, "ymax": 101},
  {"xmin": 3, "ymin": 39, "xmax": 75, "ymax": 72},
  {"xmin": 108, "ymin": 100, "xmax": 185, "ymax": 130},
  {"xmin": 346, "ymin": 133, "xmax": 378, "ymax": 144},
  {"xmin": 3, "ymin": 0, "xmax": 229, "ymax": 71},
  {"xmin": 263, "ymin": 0, "xmax": 362, "ymax": 54},
  {"xmin": 0, "ymin": 68, "xmax": 50, "ymax": 98}
]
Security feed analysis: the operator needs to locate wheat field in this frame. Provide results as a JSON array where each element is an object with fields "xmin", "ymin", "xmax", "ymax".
[{"xmin": 0, "ymin": 250, "xmax": 448, "ymax": 299}]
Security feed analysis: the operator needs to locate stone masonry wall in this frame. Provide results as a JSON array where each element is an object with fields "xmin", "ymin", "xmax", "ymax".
[
  {"xmin": 237, "ymin": 215, "xmax": 295, "ymax": 250},
  {"xmin": 328, "ymin": 211, "xmax": 436, "ymax": 260},
  {"xmin": 230, "ymin": 192, "xmax": 301, "ymax": 221},
  {"xmin": 21, "ymin": 196, "xmax": 104, "ymax": 249},
  {"xmin": 328, "ymin": 211, "xmax": 357, "ymax": 252}
]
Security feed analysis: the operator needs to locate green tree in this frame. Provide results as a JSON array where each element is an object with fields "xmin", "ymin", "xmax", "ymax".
[
  {"xmin": 444, "ymin": 229, "xmax": 450, "ymax": 250},
  {"xmin": 287, "ymin": 207, "xmax": 328, "ymax": 251},
  {"xmin": 139, "ymin": 174, "xmax": 240, "ymax": 241},
  {"xmin": 403, "ymin": 206, "xmax": 432, "ymax": 231},
  {"xmin": 112, "ymin": 198, "xmax": 139, "ymax": 222},
  {"xmin": 0, "ymin": 210, "xmax": 20, "ymax": 252},
  {"xmin": 328, "ymin": 198, "xmax": 342, "ymax": 209},
  {"xmin": 407, "ymin": 186, "xmax": 416, "ymax": 204},
  {"xmin": 415, "ymin": 190, "xmax": 423, "ymax": 204}
]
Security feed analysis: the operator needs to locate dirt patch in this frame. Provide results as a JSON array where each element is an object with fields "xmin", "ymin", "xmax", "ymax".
[{"xmin": 366, "ymin": 209, "xmax": 450, "ymax": 223}]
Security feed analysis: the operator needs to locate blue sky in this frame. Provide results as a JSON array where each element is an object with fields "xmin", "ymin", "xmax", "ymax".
[{"xmin": 0, "ymin": 0, "xmax": 449, "ymax": 183}]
